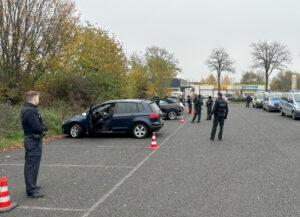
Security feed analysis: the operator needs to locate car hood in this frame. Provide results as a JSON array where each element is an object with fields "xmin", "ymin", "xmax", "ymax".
[{"xmin": 64, "ymin": 114, "xmax": 87, "ymax": 123}]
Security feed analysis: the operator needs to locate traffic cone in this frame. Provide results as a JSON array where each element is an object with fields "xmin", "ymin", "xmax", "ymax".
[
  {"xmin": 180, "ymin": 115, "xmax": 184, "ymax": 124},
  {"xmin": 0, "ymin": 177, "xmax": 17, "ymax": 213},
  {"xmin": 149, "ymin": 132, "xmax": 159, "ymax": 150},
  {"xmin": 185, "ymin": 106, "xmax": 188, "ymax": 113},
  {"xmin": 191, "ymin": 107, "xmax": 194, "ymax": 115}
]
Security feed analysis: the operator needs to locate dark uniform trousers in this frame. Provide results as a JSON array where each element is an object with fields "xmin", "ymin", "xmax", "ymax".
[
  {"xmin": 210, "ymin": 115, "xmax": 225, "ymax": 139},
  {"xmin": 24, "ymin": 137, "xmax": 43, "ymax": 195},
  {"xmin": 207, "ymin": 106, "xmax": 212, "ymax": 120},
  {"xmin": 192, "ymin": 109, "xmax": 201, "ymax": 122},
  {"xmin": 188, "ymin": 103, "xmax": 192, "ymax": 114}
]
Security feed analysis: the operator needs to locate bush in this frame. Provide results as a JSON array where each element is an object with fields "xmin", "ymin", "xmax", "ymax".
[{"xmin": 0, "ymin": 101, "xmax": 80, "ymax": 150}]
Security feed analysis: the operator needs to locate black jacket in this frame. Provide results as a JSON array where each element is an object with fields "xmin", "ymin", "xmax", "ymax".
[
  {"xmin": 206, "ymin": 99, "xmax": 213, "ymax": 108},
  {"xmin": 246, "ymin": 96, "xmax": 252, "ymax": 103},
  {"xmin": 20, "ymin": 103, "xmax": 48, "ymax": 135},
  {"xmin": 211, "ymin": 98, "xmax": 228, "ymax": 118},
  {"xmin": 193, "ymin": 97, "xmax": 203, "ymax": 111}
]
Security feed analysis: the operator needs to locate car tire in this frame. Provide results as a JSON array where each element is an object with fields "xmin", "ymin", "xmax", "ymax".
[
  {"xmin": 69, "ymin": 124, "xmax": 82, "ymax": 138},
  {"xmin": 132, "ymin": 123, "xmax": 149, "ymax": 139},
  {"xmin": 167, "ymin": 111, "xmax": 177, "ymax": 120},
  {"xmin": 292, "ymin": 111, "xmax": 297, "ymax": 120}
]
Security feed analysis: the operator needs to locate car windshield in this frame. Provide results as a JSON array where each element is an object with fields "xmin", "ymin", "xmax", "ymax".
[
  {"xmin": 257, "ymin": 93, "xmax": 264, "ymax": 98},
  {"xmin": 294, "ymin": 94, "xmax": 300, "ymax": 102},
  {"xmin": 171, "ymin": 93, "xmax": 181, "ymax": 98},
  {"xmin": 149, "ymin": 103, "xmax": 161, "ymax": 114},
  {"xmin": 269, "ymin": 93, "xmax": 282, "ymax": 99}
]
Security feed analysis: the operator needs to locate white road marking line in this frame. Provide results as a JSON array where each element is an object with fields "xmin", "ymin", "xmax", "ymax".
[
  {"xmin": 44, "ymin": 145, "xmax": 148, "ymax": 148},
  {"xmin": 97, "ymin": 146, "xmax": 148, "ymax": 148},
  {"xmin": 18, "ymin": 206, "xmax": 88, "ymax": 212},
  {"xmin": 81, "ymin": 117, "xmax": 191, "ymax": 217},
  {"xmin": 0, "ymin": 164, "xmax": 134, "ymax": 169}
]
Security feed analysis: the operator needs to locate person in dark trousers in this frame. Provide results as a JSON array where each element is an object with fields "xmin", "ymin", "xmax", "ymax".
[
  {"xmin": 246, "ymin": 95, "xmax": 252, "ymax": 108},
  {"xmin": 210, "ymin": 92, "xmax": 229, "ymax": 141},
  {"xmin": 192, "ymin": 94, "xmax": 203, "ymax": 123},
  {"xmin": 187, "ymin": 95, "xmax": 192, "ymax": 114},
  {"xmin": 20, "ymin": 91, "xmax": 48, "ymax": 198},
  {"xmin": 206, "ymin": 96, "xmax": 213, "ymax": 120}
]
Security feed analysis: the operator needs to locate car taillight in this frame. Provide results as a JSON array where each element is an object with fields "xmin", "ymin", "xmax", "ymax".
[
  {"xmin": 177, "ymin": 105, "xmax": 182, "ymax": 108},
  {"xmin": 150, "ymin": 114, "xmax": 159, "ymax": 118}
]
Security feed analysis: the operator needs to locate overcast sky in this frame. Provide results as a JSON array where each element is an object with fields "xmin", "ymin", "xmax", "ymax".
[{"xmin": 75, "ymin": 0, "xmax": 300, "ymax": 82}]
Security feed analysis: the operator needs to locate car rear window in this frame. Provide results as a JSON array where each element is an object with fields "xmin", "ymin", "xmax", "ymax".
[
  {"xmin": 115, "ymin": 102, "xmax": 141, "ymax": 113},
  {"xmin": 137, "ymin": 103, "xmax": 144, "ymax": 112},
  {"xmin": 149, "ymin": 103, "xmax": 160, "ymax": 114}
]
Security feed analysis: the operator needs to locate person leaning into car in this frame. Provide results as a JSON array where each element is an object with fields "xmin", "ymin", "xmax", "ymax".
[
  {"xmin": 20, "ymin": 91, "xmax": 48, "ymax": 198},
  {"xmin": 94, "ymin": 105, "xmax": 115, "ymax": 131}
]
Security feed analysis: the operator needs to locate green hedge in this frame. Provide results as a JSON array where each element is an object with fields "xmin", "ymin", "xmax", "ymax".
[{"xmin": 0, "ymin": 102, "xmax": 79, "ymax": 150}]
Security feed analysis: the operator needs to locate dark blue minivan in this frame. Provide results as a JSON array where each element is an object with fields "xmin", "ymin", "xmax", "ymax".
[{"xmin": 62, "ymin": 99, "xmax": 164, "ymax": 139}]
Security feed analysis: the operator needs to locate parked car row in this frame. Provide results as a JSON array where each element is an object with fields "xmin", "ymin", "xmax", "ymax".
[
  {"xmin": 252, "ymin": 92, "xmax": 300, "ymax": 120},
  {"xmin": 62, "ymin": 98, "xmax": 184, "ymax": 139}
]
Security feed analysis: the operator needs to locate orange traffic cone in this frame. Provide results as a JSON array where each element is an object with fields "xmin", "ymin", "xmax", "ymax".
[
  {"xmin": 149, "ymin": 132, "xmax": 159, "ymax": 150},
  {"xmin": 191, "ymin": 107, "xmax": 194, "ymax": 115},
  {"xmin": 0, "ymin": 177, "xmax": 17, "ymax": 213},
  {"xmin": 180, "ymin": 115, "xmax": 184, "ymax": 124}
]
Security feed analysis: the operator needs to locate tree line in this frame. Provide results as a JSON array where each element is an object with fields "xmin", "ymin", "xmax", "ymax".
[
  {"xmin": 0, "ymin": 0, "xmax": 180, "ymax": 107},
  {"xmin": 206, "ymin": 42, "xmax": 293, "ymax": 92}
]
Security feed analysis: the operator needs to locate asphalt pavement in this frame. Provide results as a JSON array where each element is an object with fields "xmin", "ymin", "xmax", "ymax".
[{"xmin": 1, "ymin": 104, "xmax": 300, "ymax": 217}]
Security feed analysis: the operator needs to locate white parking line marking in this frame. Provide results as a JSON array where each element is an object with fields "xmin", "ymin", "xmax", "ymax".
[
  {"xmin": 97, "ymin": 146, "xmax": 148, "ymax": 148},
  {"xmin": 18, "ymin": 206, "xmax": 88, "ymax": 212},
  {"xmin": 81, "ymin": 117, "xmax": 191, "ymax": 217},
  {"xmin": 44, "ymin": 145, "xmax": 148, "ymax": 148},
  {"xmin": 0, "ymin": 164, "xmax": 134, "ymax": 169}
]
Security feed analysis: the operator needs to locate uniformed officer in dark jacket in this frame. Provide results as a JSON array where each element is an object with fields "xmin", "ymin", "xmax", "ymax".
[
  {"xmin": 187, "ymin": 95, "xmax": 192, "ymax": 114},
  {"xmin": 192, "ymin": 94, "xmax": 203, "ymax": 123},
  {"xmin": 206, "ymin": 96, "xmax": 213, "ymax": 120},
  {"xmin": 20, "ymin": 91, "xmax": 48, "ymax": 198},
  {"xmin": 246, "ymin": 95, "xmax": 252, "ymax": 108},
  {"xmin": 210, "ymin": 93, "xmax": 228, "ymax": 141}
]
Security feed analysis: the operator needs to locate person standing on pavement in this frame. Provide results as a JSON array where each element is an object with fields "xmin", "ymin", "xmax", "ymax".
[
  {"xmin": 206, "ymin": 96, "xmax": 213, "ymax": 120},
  {"xmin": 20, "ymin": 91, "xmax": 48, "ymax": 198},
  {"xmin": 187, "ymin": 95, "xmax": 192, "ymax": 114},
  {"xmin": 210, "ymin": 92, "xmax": 228, "ymax": 141},
  {"xmin": 192, "ymin": 94, "xmax": 203, "ymax": 123},
  {"xmin": 246, "ymin": 95, "xmax": 252, "ymax": 108}
]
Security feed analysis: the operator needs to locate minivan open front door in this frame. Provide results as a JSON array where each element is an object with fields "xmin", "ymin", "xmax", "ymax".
[{"xmin": 86, "ymin": 104, "xmax": 93, "ymax": 134}]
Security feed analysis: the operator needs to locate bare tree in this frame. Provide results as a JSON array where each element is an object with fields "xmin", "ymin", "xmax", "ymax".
[
  {"xmin": 250, "ymin": 41, "xmax": 291, "ymax": 91},
  {"xmin": 0, "ymin": 0, "xmax": 79, "ymax": 89},
  {"xmin": 206, "ymin": 48, "xmax": 235, "ymax": 92}
]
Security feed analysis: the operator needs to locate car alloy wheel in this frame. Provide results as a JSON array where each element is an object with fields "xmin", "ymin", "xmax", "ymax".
[
  {"xmin": 133, "ymin": 124, "xmax": 148, "ymax": 139},
  {"xmin": 70, "ymin": 124, "xmax": 82, "ymax": 138},
  {"xmin": 168, "ymin": 111, "xmax": 177, "ymax": 120}
]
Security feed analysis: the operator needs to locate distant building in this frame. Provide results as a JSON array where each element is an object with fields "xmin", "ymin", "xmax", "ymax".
[
  {"xmin": 170, "ymin": 78, "xmax": 192, "ymax": 98},
  {"xmin": 189, "ymin": 83, "xmax": 267, "ymax": 97}
]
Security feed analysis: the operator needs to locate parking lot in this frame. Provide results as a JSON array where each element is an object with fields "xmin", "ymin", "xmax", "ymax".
[{"xmin": 1, "ymin": 104, "xmax": 300, "ymax": 217}]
